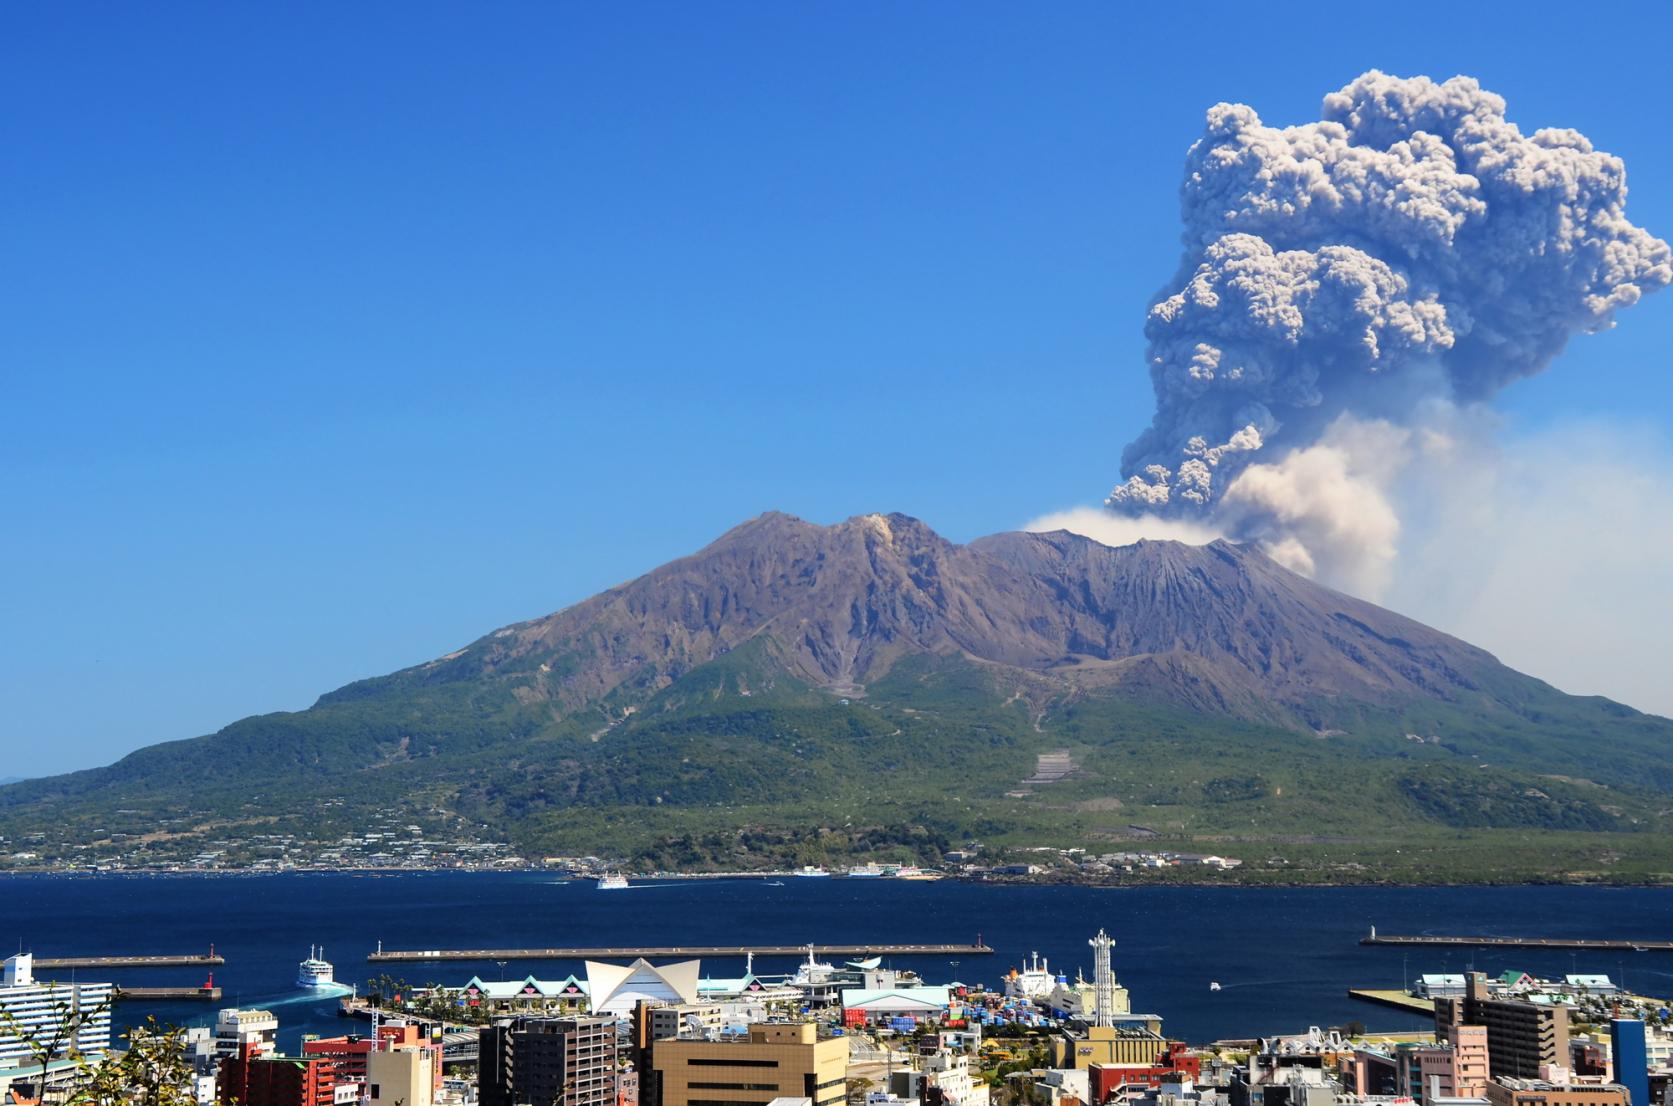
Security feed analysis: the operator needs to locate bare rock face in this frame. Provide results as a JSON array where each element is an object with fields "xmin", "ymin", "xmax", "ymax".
[{"xmin": 385, "ymin": 511, "xmax": 1505, "ymax": 728}]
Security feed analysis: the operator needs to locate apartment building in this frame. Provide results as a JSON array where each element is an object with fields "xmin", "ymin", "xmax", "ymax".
[
  {"xmin": 0, "ymin": 954, "xmax": 112, "ymax": 1068},
  {"xmin": 480, "ymin": 1016, "xmax": 619, "ymax": 1106}
]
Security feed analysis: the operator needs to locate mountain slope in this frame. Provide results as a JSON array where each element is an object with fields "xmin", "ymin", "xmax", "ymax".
[{"xmin": 4, "ymin": 511, "xmax": 1670, "ymax": 878}]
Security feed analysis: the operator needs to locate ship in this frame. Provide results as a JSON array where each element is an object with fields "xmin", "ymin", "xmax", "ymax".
[
  {"xmin": 794, "ymin": 865, "xmax": 831, "ymax": 878},
  {"xmin": 296, "ymin": 946, "xmax": 335, "ymax": 988},
  {"xmin": 891, "ymin": 866, "xmax": 942, "ymax": 880},
  {"xmin": 846, "ymin": 863, "xmax": 886, "ymax": 878},
  {"xmin": 596, "ymin": 872, "xmax": 630, "ymax": 890},
  {"xmin": 1003, "ymin": 951, "xmax": 1057, "ymax": 1000}
]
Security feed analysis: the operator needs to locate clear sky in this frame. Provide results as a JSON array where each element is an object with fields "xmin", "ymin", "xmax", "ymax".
[{"xmin": 6, "ymin": 3, "xmax": 1673, "ymax": 774}]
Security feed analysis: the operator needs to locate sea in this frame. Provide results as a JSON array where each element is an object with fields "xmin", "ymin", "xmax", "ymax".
[{"xmin": 6, "ymin": 874, "xmax": 1673, "ymax": 1048}]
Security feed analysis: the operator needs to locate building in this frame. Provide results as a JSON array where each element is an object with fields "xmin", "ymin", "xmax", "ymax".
[
  {"xmin": 0, "ymin": 954, "xmax": 112, "ymax": 1069},
  {"xmin": 1610, "ymin": 1021, "xmax": 1648, "ymax": 1106},
  {"xmin": 645, "ymin": 1005, "xmax": 728, "ymax": 1044},
  {"xmin": 480, "ymin": 1016, "xmax": 619, "ymax": 1106},
  {"xmin": 1419, "ymin": 976, "xmax": 1472, "ymax": 1000},
  {"xmin": 217, "ymin": 1043, "xmax": 346, "ymax": 1106},
  {"xmin": 589, "ymin": 961, "xmax": 701, "ymax": 1018},
  {"xmin": 1418, "ymin": 1027, "xmax": 1491, "ymax": 1100},
  {"xmin": 215, "ymin": 1009, "xmax": 280, "ymax": 1058},
  {"xmin": 886, "ymin": 1053, "xmax": 990, "ymax": 1106},
  {"xmin": 1088, "ymin": 1043, "xmax": 1201, "ymax": 1101},
  {"xmin": 1050, "ymin": 1024, "xmax": 1172, "ymax": 1071},
  {"xmin": 650, "ymin": 1023, "xmax": 846, "ymax": 1106},
  {"xmin": 840, "ymin": 987, "xmax": 952, "ymax": 1027},
  {"xmin": 303, "ymin": 1024, "xmax": 442, "ymax": 1104},
  {"xmin": 367, "ymin": 1044, "xmax": 439, "ymax": 1106},
  {"xmin": 1436, "ymin": 975, "xmax": 1570, "ymax": 1079},
  {"xmin": 1484, "ymin": 1080, "xmax": 1628, "ymax": 1106}
]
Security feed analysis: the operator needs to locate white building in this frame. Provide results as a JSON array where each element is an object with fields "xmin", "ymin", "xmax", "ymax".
[
  {"xmin": 213, "ymin": 1007, "xmax": 279, "ymax": 1057},
  {"xmin": 0, "ymin": 953, "xmax": 112, "ymax": 1068},
  {"xmin": 923, "ymin": 1051, "xmax": 990, "ymax": 1106},
  {"xmin": 585, "ymin": 958, "xmax": 701, "ymax": 1016}
]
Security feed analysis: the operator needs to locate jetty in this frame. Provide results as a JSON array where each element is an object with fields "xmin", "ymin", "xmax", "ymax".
[
  {"xmin": 369, "ymin": 942, "xmax": 993, "ymax": 963},
  {"xmin": 1360, "ymin": 928, "xmax": 1672, "ymax": 952},
  {"xmin": 33, "ymin": 949, "xmax": 225, "ymax": 969},
  {"xmin": 1348, "ymin": 988, "xmax": 1436, "ymax": 1015},
  {"xmin": 113, "ymin": 984, "xmax": 222, "ymax": 1002}
]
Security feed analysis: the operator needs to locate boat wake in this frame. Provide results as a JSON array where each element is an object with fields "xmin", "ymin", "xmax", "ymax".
[{"xmin": 256, "ymin": 982, "xmax": 355, "ymax": 1008}]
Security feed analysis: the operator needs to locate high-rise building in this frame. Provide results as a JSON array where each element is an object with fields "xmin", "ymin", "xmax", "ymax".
[
  {"xmin": 650, "ymin": 1023, "xmax": 846, "ymax": 1106},
  {"xmin": 480, "ymin": 1016, "xmax": 619, "ymax": 1106},
  {"xmin": 1611, "ymin": 1020, "xmax": 1648, "ymax": 1106},
  {"xmin": 0, "ymin": 953, "xmax": 112, "ymax": 1068},
  {"xmin": 1436, "ymin": 974, "xmax": 1569, "ymax": 1079}
]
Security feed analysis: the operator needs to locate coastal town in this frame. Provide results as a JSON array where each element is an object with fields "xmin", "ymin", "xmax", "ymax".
[
  {"xmin": 0, "ymin": 819, "xmax": 1243, "ymax": 883},
  {"xmin": 2, "ymin": 929, "xmax": 1666, "ymax": 1106}
]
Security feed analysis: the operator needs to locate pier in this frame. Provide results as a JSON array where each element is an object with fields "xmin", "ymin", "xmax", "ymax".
[
  {"xmin": 1348, "ymin": 988, "xmax": 1437, "ymax": 1014},
  {"xmin": 113, "ymin": 985, "xmax": 223, "ymax": 1002},
  {"xmin": 368, "ymin": 942, "xmax": 993, "ymax": 963},
  {"xmin": 1361, "ymin": 930, "xmax": 1672, "ymax": 952},
  {"xmin": 33, "ymin": 950, "xmax": 226, "ymax": 969}
]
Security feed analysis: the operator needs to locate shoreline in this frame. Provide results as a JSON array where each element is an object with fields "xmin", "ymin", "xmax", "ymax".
[{"xmin": 2, "ymin": 866, "xmax": 1671, "ymax": 888}]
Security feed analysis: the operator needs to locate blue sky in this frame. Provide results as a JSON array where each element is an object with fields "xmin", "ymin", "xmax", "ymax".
[{"xmin": 6, "ymin": 3, "xmax": 1673, "ymax": 774}]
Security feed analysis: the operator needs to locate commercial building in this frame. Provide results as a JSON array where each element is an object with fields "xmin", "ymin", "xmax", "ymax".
[
  {"xmin": 480, "ymin": 1016, "xmax": 619, "ymax": 1106},
  {"xmin": 1436, "ymin": 975, "xmax": 1570, "ymax": 1079},
  {"xmin": 1610, "ymin": 1020, "xmax": 1648, "ymax": 1106},
  {"xmin": 650, "ymin": 1023, "xmax": 846, "ymax": 1106},
  {"xmin": 0, "ymin": 954, "xmax": 112, "ymax": 1068}
]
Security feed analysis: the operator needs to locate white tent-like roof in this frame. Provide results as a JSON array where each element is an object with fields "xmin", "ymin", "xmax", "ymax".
[{"xmin": 586, "ymin": 958, "xmax": 701, "ymax": 1015}]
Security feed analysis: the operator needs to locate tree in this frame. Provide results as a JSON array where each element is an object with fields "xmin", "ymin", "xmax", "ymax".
[{"xmin": 0, "ymin": 992, "xmax": 195, "ymax": 1106}]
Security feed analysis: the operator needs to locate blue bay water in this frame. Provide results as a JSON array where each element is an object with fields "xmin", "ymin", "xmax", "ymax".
[{"xmin": 6, "ymin": 875, "xmax": 1673, "ymax": 1047}]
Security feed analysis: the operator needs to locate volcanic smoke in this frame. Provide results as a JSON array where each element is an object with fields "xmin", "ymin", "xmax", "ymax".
[{"xmin": 1104, "ymin": 71, "xmax": 1671, "ymax": 590}]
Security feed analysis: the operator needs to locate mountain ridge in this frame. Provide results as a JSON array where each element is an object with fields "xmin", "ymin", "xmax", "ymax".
[{"xmin": 4, "ymin": 510, "xmax": 1671, "ymax": 880}]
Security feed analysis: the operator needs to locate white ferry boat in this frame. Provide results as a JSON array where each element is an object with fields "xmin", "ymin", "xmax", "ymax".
[
  {"xmin": 296, "ymin": 946, "xmax": 335, "ymax": 988},
  {"xmin": 846, "ymin": 863, "xmax": 886, "ymax": 878},
  {"xmin": 892, "ymin": 866, "xmax": 942, "ymax": 880},
  {"xmin": 794, "ymin": 865, "xmax": 831, "ymax": 878},
  {"xmin": 596, "ymin": 872, "xmax": 630, "ymax": 890}
]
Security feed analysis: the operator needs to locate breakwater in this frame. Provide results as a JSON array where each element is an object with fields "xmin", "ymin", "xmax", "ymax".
[
  {"xmin": 1362, "ymin": 932, "xmax": 1672, "ymax": 951},
  {"xmin": 369, "ymin": 942, "xmax": 993, "ymax": 963},
  {"xmin": 34, "ymin": 951, "xmax": 225, "ymax": 968}
]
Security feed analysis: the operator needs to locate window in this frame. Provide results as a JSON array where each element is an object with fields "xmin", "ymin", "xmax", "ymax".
[{"xmin": 688, "ymin": 1059, "xmax": 779, "ymax": 1069}]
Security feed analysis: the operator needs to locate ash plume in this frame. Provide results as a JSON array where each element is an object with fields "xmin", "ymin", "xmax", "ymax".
[{"xmin": 1106, "ymin": 71, "xmax": 1670, "ymax": 587}]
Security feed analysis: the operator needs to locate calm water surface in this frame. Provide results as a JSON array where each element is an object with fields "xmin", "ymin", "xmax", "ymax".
[{"xmin": 6, "ymin": 875, "xmax": 1672, "ymax": 1047}]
